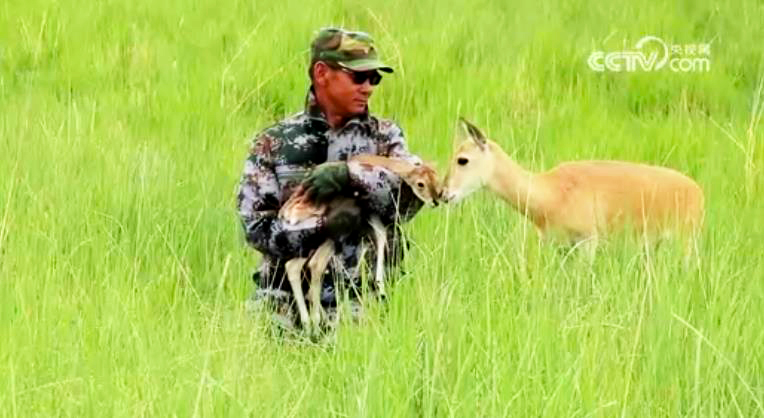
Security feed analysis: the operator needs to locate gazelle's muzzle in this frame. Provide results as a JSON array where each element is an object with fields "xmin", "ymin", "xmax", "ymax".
[{"xmin": 440, "ymin": 190, "xmax": 457, "ymax": 204}]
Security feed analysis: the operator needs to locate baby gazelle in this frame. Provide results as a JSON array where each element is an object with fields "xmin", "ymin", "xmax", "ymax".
[
  {"xmin": 442, "ymin": 118, "xmax": 704, "ymax": 262},
  {"xmin": 279, "ymin": 154, "xmax": 441, "ymax": 334}
]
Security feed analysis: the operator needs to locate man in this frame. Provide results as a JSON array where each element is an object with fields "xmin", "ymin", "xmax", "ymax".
[{"xmin": 237, "ymin": 27, "xmax": 426, "ymax": 332}]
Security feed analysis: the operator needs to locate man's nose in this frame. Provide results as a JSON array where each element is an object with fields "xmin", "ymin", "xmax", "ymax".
[{"xmin": 359, "ymin": 81, "xmax": 374, "ymax": 94}]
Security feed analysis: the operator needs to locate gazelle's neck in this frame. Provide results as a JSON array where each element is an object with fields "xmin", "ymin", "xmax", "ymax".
[{"xmin": 485, "ymin": 141, "xmax": 549, "ymax": 218}]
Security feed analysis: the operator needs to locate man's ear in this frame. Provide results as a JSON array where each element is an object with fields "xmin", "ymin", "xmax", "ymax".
[{"xmin": 312, "ymin": 61, "xmax": 331, "ymax": 87}]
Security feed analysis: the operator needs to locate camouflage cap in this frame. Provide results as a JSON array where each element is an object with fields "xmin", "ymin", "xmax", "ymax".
[{"xmin": 310, "ymin": 27, "xmax": 393, "ymax": 73}]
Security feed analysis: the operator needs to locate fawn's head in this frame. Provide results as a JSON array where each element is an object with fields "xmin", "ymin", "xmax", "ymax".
[
  {"xmin": 402, "ymin": 163, "xmax": 442, "ymax": 207},
  {"xmin": 442, "ymin": 117, "xmax": 494, "ymax": 203}
]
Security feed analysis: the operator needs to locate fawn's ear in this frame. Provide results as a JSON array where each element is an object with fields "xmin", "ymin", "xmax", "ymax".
[
  {"xmin": 419, "ymin": 159, "xmax": 438, "ymax": 171},
  {"xmin": 457, "ymin": 117, "xmax": 488, "ymax": 150}
]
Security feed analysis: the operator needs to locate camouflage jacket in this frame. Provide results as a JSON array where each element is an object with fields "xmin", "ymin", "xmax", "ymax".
[{"xmin": 236, "ymin": 88, "xmax": 424, "ymax": 305}]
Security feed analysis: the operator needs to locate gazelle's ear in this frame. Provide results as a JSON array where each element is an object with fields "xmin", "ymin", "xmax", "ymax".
[{"xmin": 457, "ymin": 117, "xmax": 487, "ymax": 150}]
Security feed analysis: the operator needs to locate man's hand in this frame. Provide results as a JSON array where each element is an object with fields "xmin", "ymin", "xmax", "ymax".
[{"xmin": 301, "ymin": 162, "xmax": 351, "ymax": 205}]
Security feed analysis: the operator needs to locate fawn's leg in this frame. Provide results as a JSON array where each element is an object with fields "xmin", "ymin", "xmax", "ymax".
[
  {"xmin": 307, "ymin": 240, "xmax": 335, "ymax": 331},
  {"xmin": 285, "ymin": 258, "xmax": 310, "ymax": 329},
  {"xmin": 368, "ymin": 215, "xmax": 387, "ymax": 300}
]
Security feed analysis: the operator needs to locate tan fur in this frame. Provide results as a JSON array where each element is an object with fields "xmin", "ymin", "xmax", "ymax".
[
  {"xmin": 443, "ymin": 118, "xmax": 705, "ymax": 261},
  {"xmin": 279, "ymin": 154, "xmax": 441, "ymax": 335}
]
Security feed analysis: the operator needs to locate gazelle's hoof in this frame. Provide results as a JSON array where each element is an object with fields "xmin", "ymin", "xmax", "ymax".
[
  {"xmin": 307, "ymin": 326, "xmax": 321, "ymax": 341},
  {"xmin": 307, "ymin": 308, "xmax": 324, "ymax": 336},
  {"xmin": 298, "ymin": 318, "xmax": 311, "ymax": 332}
]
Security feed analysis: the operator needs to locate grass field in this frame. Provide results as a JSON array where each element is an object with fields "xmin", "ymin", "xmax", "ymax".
[{"xmin": 2, "ymin": 0, "xmax": 764, "ymax": 416}]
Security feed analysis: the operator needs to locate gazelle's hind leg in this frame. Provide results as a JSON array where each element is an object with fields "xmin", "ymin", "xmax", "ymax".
[
  {"xmin": 285, "ymin": 258, "xmax": 310, "ymax": 329},
  {"xmin": 368, "ymin": 215, "xmax": 387, "ymax": 300},
  {"xmin": 307, "ymin": 240, "xmax": 335, "ymax": 332},
  {"xmin": 682, "ymin": 230, "xmax": 702, "ymax": 270},
  {"xmin": 579, "ymin": 233, "xmax": 600, "ymax": 265}
]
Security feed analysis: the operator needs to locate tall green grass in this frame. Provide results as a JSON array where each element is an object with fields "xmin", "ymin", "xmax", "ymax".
[{"xmin": 1, "ymin": 0, "xmax": 763, "ymax": 415}]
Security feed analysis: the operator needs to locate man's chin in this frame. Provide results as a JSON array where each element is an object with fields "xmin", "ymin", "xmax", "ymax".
[{"xmin": 351, "ymin": 103, "xmax": 368, "ymax": 113}]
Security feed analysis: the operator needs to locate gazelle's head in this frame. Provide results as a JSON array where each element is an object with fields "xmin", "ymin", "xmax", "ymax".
[
  {"xmin": 442, "ymin": 117, "xmax": 494, "ymax": 203},
  {"xmin": 402, "ymin": 163, "xmax": 442, "ymax": 207}
]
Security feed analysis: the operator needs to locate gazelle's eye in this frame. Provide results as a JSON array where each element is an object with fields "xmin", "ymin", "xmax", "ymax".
[
  {"xmin": 457, "ymin": 158, "xmax": 468, "ymax": 166},
  {"xmin": 417, "ymin": 182, "xmax": 425, "ymax": 188}
]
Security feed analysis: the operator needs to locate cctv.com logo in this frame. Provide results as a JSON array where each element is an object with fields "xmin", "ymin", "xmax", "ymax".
[{"xmin": 587, "ymin": 36, "xmax": 711, "ymax": 73}]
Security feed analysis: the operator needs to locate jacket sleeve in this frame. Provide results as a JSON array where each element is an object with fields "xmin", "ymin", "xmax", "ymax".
[
  {"xmin": 346, "ymin": 120, "xmax": 425, "ymax": 225},
  {"xmin": 382, "ymin": 121, "xmax": 424, "ymax": 166},
  {"xmin": 236, "ymin": 133, "xmax": 324, "ymax": 259}
]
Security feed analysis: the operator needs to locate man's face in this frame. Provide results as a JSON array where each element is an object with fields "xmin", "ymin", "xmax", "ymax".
[{"xmin": 314, "ymin": 62, "xmax": 382, "ymax": 117}]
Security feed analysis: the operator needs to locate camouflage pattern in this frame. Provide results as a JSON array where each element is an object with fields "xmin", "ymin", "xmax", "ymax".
[
  {"xmin": 237, "ymin": 87, "xmax": 424, "ymax": 331},
  {"xmin": 310, "ymin": 27, "xmax": 393, "ymax": 73}
]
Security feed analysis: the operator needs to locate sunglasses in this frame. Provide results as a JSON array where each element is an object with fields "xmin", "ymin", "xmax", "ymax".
[{"xmin": 338, "ymin": 67, "xmax": 383, "ymax": 86}]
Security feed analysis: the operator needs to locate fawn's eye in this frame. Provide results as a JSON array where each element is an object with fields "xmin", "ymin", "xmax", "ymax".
[
  {"xmin": 457, "ymin": 157, "xmax": 468, "ymax": 166},
  {"xmin": 417, "ymin": 182, "xmax": 425, "ymax": 188}
]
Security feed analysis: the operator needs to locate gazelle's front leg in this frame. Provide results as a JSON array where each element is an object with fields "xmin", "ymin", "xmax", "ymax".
[
  {"xmin": 307, "ymin": 240, "xmax": 335, "ymax": 332},
  {"xmin": 368, "ymin": 215, "xmax": 387, "ymax": 300},
  {"xmin": 285, "ymin": 258, "xmax": 310, "ymax": 329}
]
